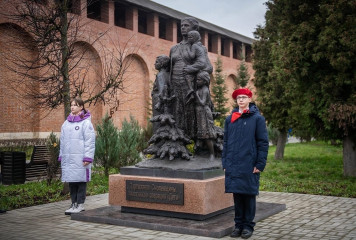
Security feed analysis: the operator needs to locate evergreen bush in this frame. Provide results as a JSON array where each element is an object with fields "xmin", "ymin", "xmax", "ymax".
[
  {"xmin": 117, "ymin": 115, "xmax": 145, "ymax": 168},
  {"xmin": 94, "ymin": 114, "xmax": 120, "ymax": 176},
  {"xmin": 45, "ymin": 132, "xmax": 60, "ymax": 185}
]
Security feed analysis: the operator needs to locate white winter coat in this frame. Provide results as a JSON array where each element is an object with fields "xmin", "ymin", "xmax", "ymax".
[{"xmin": 59, "ymin": 111, "xmax": 95, "ymax": 182}]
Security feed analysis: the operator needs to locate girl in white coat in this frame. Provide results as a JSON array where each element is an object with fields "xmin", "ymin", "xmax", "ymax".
[{"xmin": 58, "ymin": 97, "xmax": 95, "ymax": 215}]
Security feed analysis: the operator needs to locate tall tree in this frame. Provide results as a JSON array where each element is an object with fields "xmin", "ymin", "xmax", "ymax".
[
  {"xmin": 1, "ymin": 0, "xmax": 135, "ymax": 119},
  {"xmin": 253, "ymin": 0, "xmax": 356, "ymax": 175},
  {"xmin": 253, "ymin": 1, "xmax": 297, "ymax": 159},
  {"xmin": 211, "ymin": 56, "xmax": 229, "ymax": 126}
]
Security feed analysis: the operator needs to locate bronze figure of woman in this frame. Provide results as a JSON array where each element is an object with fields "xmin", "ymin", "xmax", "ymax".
[{"xmin": 169, "ymin": 17, "xmax": 213, "ymax": 139}]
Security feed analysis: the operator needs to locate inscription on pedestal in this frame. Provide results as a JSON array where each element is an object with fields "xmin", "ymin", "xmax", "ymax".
[{"xmin": 126, "ymin": 180, "xmax": 184, "ymax": 205}]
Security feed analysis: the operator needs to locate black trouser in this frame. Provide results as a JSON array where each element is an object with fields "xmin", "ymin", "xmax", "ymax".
[
  {"xmin": 233, "ymin": 193, "xmax": 256, "ymax": 232},
  {"xmin": 69, "ymin": 182, "xmax": 87, "ymax": 204}
]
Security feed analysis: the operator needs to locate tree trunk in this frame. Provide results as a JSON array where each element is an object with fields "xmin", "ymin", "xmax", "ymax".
[
  {"xmin": 275, "ymin": 131, "xmax": 287, "ymax": 160},
  {"xmin": 60, "ymin": 1, "xmax": 70, "ymax": 194},
  {"xmin": 61, "ymin": 0, "xmax": 71, "ymax": 119},
  {"xmin": 343, "ymin": 135, "xmax": 356, "ymax": 177}
]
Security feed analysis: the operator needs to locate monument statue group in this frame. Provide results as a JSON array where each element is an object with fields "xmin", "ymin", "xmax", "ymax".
[
  {"xmin": 144, "ymin": 17, "xmax": 223, "ymax": 163},
  {"xmin": 76, "ymin": 16, "xmax": 278, "ymax": 240}
]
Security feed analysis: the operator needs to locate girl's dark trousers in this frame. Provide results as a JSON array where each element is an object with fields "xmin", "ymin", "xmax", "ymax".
[{"xmin": 69, "ymin": 182, "xmax": 87, "ymax": 204}]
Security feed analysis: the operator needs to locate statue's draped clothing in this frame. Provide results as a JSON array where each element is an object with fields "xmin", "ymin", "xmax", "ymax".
[{"xmin": 170, "ymin": 42, "xmax": 205, "ymax": 138}]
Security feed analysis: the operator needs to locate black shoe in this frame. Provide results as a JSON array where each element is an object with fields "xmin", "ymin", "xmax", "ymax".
[
  {"xmin": 241, "ymin": 229, "xmax": 253, "ymax": 239},
  {"xmin": 230, "ymin": 228, "xmax": 242, "ymax": 238}
]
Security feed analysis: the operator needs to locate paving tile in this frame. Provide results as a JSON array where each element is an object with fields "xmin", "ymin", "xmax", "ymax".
[{"xmin": 0, "ymin": 192, "xmax": 355, "ymax": 239}]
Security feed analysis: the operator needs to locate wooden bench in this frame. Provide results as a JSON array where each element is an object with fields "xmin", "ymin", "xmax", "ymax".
[{"xmin": 25, "ymin": 145, "xmax": 51, "ymax": 180}]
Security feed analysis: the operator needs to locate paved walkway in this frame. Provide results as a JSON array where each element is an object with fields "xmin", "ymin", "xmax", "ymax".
[{"xmin": 0, "ymin": 191, "xmax": 355, "ymax": 240}]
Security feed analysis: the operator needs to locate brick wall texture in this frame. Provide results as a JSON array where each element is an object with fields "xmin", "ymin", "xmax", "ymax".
[{"xmin": 0, "ymin": 0, "xmax": 256, "ymax": 139}]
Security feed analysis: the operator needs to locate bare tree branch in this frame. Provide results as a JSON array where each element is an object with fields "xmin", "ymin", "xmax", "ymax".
[{"xmin": 1, "ymin": 0, "xmax": 139, "ymax": 119}]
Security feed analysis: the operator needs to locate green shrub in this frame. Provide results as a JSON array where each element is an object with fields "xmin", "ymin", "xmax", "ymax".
[
  {"xmin": 45, "ymin": 132, "xmax": 60, "ymax": 185},
  {"xmin": 94, "ymin": 114, "xmax": 120, "ymax": 176},
  {"xmin": 0, "ymin": 167, "xmax": 114, "ymax": 211},
  {"xmin": 117, "ymin": 115, "xmax": 145, "ymax": 168}
]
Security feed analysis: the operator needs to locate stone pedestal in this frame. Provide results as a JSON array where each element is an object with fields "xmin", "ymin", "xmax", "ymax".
[
  {"xmin": 109, "ymin": 167, "xmax": 234, "ymax": 220},
  {"xmin": 74, "ymin": 165, "xmax": 286, "ymax": 238}
]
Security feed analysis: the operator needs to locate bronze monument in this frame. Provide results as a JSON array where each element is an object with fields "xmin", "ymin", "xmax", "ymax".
[{"xmin": 143, "ymin": 17, "xmax": 223, "ymax": 164}]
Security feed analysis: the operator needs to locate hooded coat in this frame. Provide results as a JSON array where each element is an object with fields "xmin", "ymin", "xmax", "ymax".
[
  {"xmin": 58, "ymin": 111, "xmax": 95, "ymax": 182},
  {"xmin": 222, "ymin": 103, "xmax": 269, "ymax": 195}
]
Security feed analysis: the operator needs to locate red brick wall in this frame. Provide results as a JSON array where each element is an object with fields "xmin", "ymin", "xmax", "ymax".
[
  {"xmin": 0, "ymin": 0, "xmax": 255, "ymax": 139},
  {"xmin": 0, "ymin": 23, "xmax": 40, "ymax": 134},
  {"xmin": 110, "ymin": 54, "xmax": 150, "ymax": 128}
]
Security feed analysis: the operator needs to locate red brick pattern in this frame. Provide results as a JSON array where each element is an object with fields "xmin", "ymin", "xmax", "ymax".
[{"xmin": 0, "ymin": 0, "xmax": 255, "ymax": 138}]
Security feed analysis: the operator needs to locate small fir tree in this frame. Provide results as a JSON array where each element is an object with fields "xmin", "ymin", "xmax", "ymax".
[
  {"xmin": 95, "ymin": 114, "xmax": 120, "ymax": 176},
  {"xmin": 117, "ymin": 115, "xmax": 146, "ymax": 168},
  {"xmin": 211, "ymin": 56, "xmax": 229, "ymax": 126},
  {"xmin": 144, "ymin": 113, "xmax": 191, "ymax": 161},
  {"xmin": 236, "ymin": 59, "xmax": 250, "ymax": 88},
  {"xmin": 144, "ymin": 83, "xmax": 191, "ymax": 161}
]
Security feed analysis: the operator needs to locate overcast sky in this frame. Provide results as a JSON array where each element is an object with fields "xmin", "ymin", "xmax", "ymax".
[{"xmin": 151, "ymin": 0, "xmax": 268, "ymax": 39}]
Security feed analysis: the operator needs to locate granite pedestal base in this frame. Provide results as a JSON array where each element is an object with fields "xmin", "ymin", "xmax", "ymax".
[
  {"xmin": 72, "ymin": 167, "xmax": 286, "ymax": 238},
  {"xmin": 71, "ymin": 202, "xmax": 286, "ymax": 238},
  {"xmin": 109, "ymin": 170, "xmax": 233, "ymax": 220}
]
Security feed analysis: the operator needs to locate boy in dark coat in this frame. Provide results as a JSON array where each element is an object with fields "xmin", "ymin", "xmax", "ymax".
[{"xmin": 222, "ymin": 88, "xmax": 269, "ymax": 239}]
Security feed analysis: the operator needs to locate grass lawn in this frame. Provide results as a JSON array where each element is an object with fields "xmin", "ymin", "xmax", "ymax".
[
  {"xmin": 0, "ymin": 168, "xmax": 114, "ymax": 211},
  {"xmin": 0, "ymin": 141, "xmax": 355, "ymax": 211},
  {"xmin": 261, "ymin": 141, "xmax": 356, "ymax": 197}
]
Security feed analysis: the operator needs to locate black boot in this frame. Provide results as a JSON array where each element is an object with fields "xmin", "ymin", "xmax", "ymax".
[
  {"xmin": 230, "ymin": 228, "xmax": 242, "ymax": 238},
  {"xmin": 241, "ymin": 229, "xmax": 253, "ymax": 239}
]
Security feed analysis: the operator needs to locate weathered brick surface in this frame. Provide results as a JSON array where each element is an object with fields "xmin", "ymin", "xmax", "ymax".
[{"xmin": 0, "ymin": 0, "xmax": 255, "ymax": 138}]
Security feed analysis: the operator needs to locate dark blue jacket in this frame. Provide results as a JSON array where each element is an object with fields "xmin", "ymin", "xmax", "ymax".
[{"xmin": 222, "ymin": 103, "xmax": 269, "ymax": 195}]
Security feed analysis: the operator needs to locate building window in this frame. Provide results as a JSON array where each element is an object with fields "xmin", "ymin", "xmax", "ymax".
[
  {"xmin": 233, "ymin": 41, "xmax": 241, "ymax": 59},
  {"xmin": 138, "ymin": 10, "xmax": 147, "ymax": 34},
  {"xmin": 221, "ymin": 37, "xmax": 225, "ymax": 56},
  {"xmin": 159, "ymin": 17, "xmax": 167, "ymax": 40},
  {"xmin": 208, "ymin": 33, "xmax": 213, "ymax": 52},
  {"xmin": 87, "ymin": 0, "xmax": 101, "ymax": 21},
  {"xmin": 68, "ymin": 0, "xmax": 81, "ymax": 15},
  {"xmin": 221, "ymin": 38, "xmax": 231, "ymax": 57},
  {"xmin": 199, "ymin": 30, "xmax": 206, "ymax": 46},
  {"xmin": 245, "ymin": 44, "xmax": 252, "ymax": 62},
  {"xmin": 114, "ymin": 2, "xmax": 126, "ymax": 28}
]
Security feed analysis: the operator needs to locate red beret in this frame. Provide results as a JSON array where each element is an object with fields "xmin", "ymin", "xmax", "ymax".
[{"xmin": 232, "ymin": 88, "xmax": 252, "ymax": 99}]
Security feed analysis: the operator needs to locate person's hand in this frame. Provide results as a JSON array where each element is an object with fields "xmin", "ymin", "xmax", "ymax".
[
  {"xmin": 253, "ymin": 167, "xmax": 260, "ymax": 173},
  {"xmin": 83, "ymin": 162, "xmax": 90, "ymax": 167}
]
